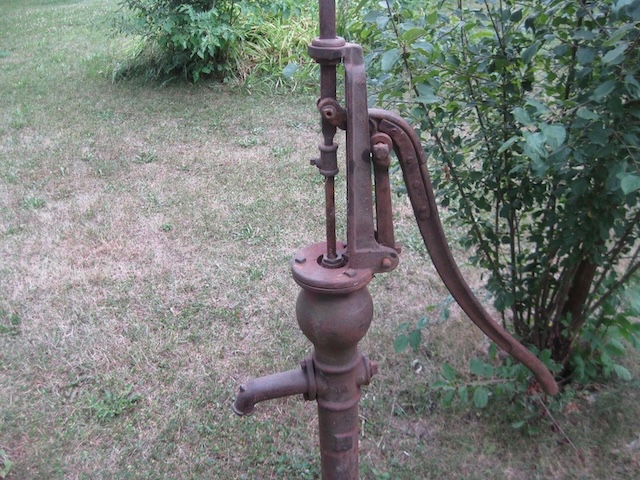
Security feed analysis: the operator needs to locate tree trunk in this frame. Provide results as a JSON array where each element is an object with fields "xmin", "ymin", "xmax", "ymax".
[{"xmin": 551, "ymin": 258, "xmax": 598, "ymax": 371}]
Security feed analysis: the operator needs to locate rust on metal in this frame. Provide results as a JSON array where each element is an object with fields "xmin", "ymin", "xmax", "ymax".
[{"xmin": 233, "ymin": 1, "xmax": 559, "ymax": 479}]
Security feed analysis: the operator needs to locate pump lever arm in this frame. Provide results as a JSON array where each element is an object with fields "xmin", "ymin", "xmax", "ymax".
[{"xmin": 368, "ymin": 109, "xmax": 559, "ymax": 396}]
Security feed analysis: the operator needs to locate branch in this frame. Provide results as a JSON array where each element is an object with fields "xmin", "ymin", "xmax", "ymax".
[
  {"xmin": 588, "ymin": 245, "xmax": 640, "ymax": 316},
  {"xmin": 588, "ymin": 209, "xmax": 640, "ymax": 308},
  {"xmin": 534, "ymin": 394, "xmax": 579, "ymax": 453}
]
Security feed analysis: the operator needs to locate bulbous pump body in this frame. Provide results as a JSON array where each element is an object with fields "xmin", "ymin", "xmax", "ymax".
[{"xmin": 295, "ymin": 280, "xmax": 377, "ymax": 480}]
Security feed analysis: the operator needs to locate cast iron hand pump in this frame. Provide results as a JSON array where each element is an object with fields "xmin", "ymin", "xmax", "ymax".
[{"xmin": 233, "ymin": 1, "xmax": 558, "ymax": 478}]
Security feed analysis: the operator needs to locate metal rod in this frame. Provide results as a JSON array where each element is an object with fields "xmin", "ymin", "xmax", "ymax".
[
  {"xmin": 321, "ymin": 63, "xmax": 338, "ymax": 261},
  {"xmin": 315, "ymin": 1, "xmax": 342, "ymax": 265},
  {"xmin": 319, "ymin": 0, "xmax": 336, "ymax": 39}
]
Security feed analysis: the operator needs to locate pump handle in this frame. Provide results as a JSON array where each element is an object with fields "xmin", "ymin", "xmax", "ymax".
[{"xmin": 369, "ymin": 109, "xmax": 559, "ymax": 396}]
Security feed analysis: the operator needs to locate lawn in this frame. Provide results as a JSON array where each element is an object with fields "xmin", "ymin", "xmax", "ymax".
[{"xmin": 1, "ymin": 1, "xmax": 639, "ymax": 479}]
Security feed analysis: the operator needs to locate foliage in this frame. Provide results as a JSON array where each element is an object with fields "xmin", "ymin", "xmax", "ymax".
[
  {"xmin": 87, "ymin": 385, "xmax": 142, "ymax": 422},
  {"xmin": 226, "ymin": 5, "xmax": 318, "ymax": 91},
  {"xmin": 433, "ymin": 344, "xmax": 562, "ymax": 434},
  {"xmin": 113, "ymin": 0, "xmax": 318, "ymax": 85},
  {"xmin": 115, "ymin": 0, "xmax": 240, "ymax": 81},
  {"xmin": 0, "ymin": 449, "xmax": 12, "ymax": 479},
  {"xmin": 349, "ymin": 0, "xmax": 640, "ymax": 385}
]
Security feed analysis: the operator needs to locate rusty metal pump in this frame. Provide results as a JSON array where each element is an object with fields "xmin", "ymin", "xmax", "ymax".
[{"xmin": 233, "ymin": 1, "xmax": 558, "ymax": 478}]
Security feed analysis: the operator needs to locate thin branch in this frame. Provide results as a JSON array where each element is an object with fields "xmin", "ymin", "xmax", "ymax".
[
  {"xmin": 588, "ymin": 245, "xmax": 640, "ymax": 316},
  {"xmin": 534, "ymin": 394, "xmax": 579, "ymax": 452},
  {"xmin": 588, "ymin": 209, "xmax": 640, "ymax": 308}
]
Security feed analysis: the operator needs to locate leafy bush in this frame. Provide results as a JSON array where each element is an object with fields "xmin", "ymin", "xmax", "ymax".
[
  {"xmin": 113, "ymin": 0, "xmax": 318, "ymax": 85},
  {"xmin": 115, "ymin": 0, "xmax": 240, "ymax": 81},
  {"xmin": 226, "ymin": 3, "xmax": 318, "ymax": 90},
  {"xmin": 351, "ymin": 0, "xmax": 640, "ymax": 386}
]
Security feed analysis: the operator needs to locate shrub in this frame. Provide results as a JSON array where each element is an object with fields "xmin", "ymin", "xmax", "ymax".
[
  {"xmin": 113, "ymin": 0, "xmax": 318, "ymax": 86},
  {"xmin": 351, "ymin": 0, "xmax": 640, "ymax": 385},
  {"xmin": 115, "ymin": 0, "xmax": 240, "ymax": 81}
]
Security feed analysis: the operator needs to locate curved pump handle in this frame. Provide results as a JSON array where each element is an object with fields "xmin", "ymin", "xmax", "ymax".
[{"xmin": 369, "ymin": 109, "xmax": 559, "ymax": 396}]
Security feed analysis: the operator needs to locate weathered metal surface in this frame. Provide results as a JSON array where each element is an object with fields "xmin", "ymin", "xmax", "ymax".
[
  {"xmin": 296, "ymin": 285, "xmax": 376, "ymax": 480},
  {"xmin": 232, "ymin": 366, "xmax": 311, "ymax": 416},
  {"xmin": 232, "ymin": 1, "xmax": 558, "ymax": 479}
]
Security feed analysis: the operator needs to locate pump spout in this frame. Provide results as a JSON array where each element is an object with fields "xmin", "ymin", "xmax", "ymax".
[{"xmin": 232, "ymin": 366, "xmax": 311, "ymax": 416}]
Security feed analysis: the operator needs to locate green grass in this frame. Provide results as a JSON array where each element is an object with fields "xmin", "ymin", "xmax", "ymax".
[{"xmin": 1, "ymin": 1, "xmax": 639, "ymax": 479}]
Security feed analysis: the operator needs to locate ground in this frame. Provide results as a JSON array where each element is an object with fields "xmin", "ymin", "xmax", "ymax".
[{"xmin": 1, "ymin": 1, "xmax": 639, "ymax": 479}]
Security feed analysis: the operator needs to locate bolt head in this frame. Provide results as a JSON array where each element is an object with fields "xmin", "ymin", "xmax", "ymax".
[{"xmin": 344, "ymin": 268, "xmax": 357, "ymax": 278}]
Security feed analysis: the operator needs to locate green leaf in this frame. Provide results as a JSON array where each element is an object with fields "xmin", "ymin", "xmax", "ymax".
[
  {"xmin": 604, "ymin": 24, "xmax": 634, "ymax": 47},
  {"xmin": 381, "ymin": 48, "xmax": 401, "ymax": 72},
  {"xmin": 282, "ymin": 63, "xmax": 298, "ymax": 80},
  {"xmin": 524, "ymin": 131, "xmax": 546, "ymax": 157},
  {"xmin": 602, "ymin": 42, "xmax": 628, "ymax": 65},
  {"xmin": 525, "ymin": 98, "xmax": 549, "ymax": 115},
  {"xmin": 576, "ymin": 107, "xmax": 599, "ymax": 120},
  {"xmin": 511, "ymin": 9, "xmax": 523, "ymax": 22},
  {"xmin": 576, "ymin": 47, "xmax": 597, "ymax": 65},
  {"xmin": 605, "ymin": 338, "xmax": 626, "ymax": 356},
  {"xmin": 511, "ymin": 420, "xmax": 525, "ymax": 429},
  {"xmin": 394, "ymin": 334, "xmax": 409, "ymax": 353},
  {"xmin": 163, "ymin": 17, "xmax": 175, "ymax": 33},
  {"xmin": 415, "ymin": 83, "xmax": 440, "ymax": 105},
  {"xmin": 540, "ymin": 123, "xmax": 566, "ymax": 149},
  {"xmin": 513, "ymin": 107, "xmax": 533, "ymax": 126},
  {"xmin": 409, "ymin": 329, "xmax": 422, "ymax": 350},
  {"xmin": 442, "ymin": 389, "xmax": 455, "ymax": 407},
  {"xmin": 625, "ymin": 73, "xmax": 640, "ymax": 97},
  {"xmin": 625, "ymin": 284, "xmax": 640, "ymax": 313},
  {"xmin": 613, "ymin": 0, "xmax": 636, "ymax": 13},
  {"xmin": 619, "ymin": 174, "xmax": 640, "ymax": 194},
  {"xmin": 442, "ymin": 362, "xmax": 457, "ymax": 381},
  {"xmin": 613, "ymin": 364, "xmax": 631, "ymax": 381},
  {"xmin": 470, "ymin": 357, "xmax": 487, "ymax": 376},
  {"xmin": 591, "ymin": 80, "xmax": 616, "ymax": 101},
  {"xmin": 473, "ymin": 386, "xmax": 490, "ymax": 408},
  {"xmin": 497, "ymin": 136, "xmax": 519, "ymax": 154},
  {"xmin": 458, "ymin": 386, "xmax": 469, "ymax": 403},
  {"xmin": 376, "ymin": 15, "xmax": 390, "ymax": 30},
  {"xmin": 403, "ymin": 28, "xmax": 427, "ymax": 44},
  {"xmin": 0, "ymin": 449, "xmax": 13, "ymax": 478},
  {"xmin": 521, "ymin": 41, "xmax": 541, "ymax": 64},
  {"xmin": 432, "ymin": 380, "xmax": 448, "ymax": 389}
]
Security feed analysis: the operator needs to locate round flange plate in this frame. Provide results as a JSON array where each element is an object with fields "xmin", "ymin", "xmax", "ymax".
[{"xmin": 291, "ymin": 242, "xmax": 373, "ymax": 294}]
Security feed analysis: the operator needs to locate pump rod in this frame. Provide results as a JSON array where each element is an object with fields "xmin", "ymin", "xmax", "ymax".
[{"xmin": 311, "ymin": 0, "xmax": 346, "ymax": 266}]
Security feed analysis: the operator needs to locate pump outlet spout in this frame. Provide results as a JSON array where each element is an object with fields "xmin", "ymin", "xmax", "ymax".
[{"xmin": 232, "ymin": 367, "xmax": 311, "ymax": 416}]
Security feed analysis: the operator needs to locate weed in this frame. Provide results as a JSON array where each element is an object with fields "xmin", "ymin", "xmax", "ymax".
[
  {"xmin": 0, "ymin": 311, "xmax": 21, "ymax": 337},
  {"xmin": 8, "ymin": 106, "xmax": 30, "ymax": 129},
  {"xmin": 0, "ymin": 449, "xmax": 13, "ymax": 479},
  {"xmin": 232, "ymin": 224, "xmax": 264, "ymax": 244},
  {"xmin": 271, "ymin": 145, "xmax": 295, "ymax": 158},
  {"xmin": 22, "ymin": 197, "xmax": 46, "ymax": 210},
  {"xmin": 87, "ymin": 385, "xmax": 141, "ymax": 422},
  {"xmin": 236, "ymin": 135, "xmax": 261, "ymax": 148},
  {"xmin": 132, "ymin": 150, "xmax": 157, "ymax": 164}
]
